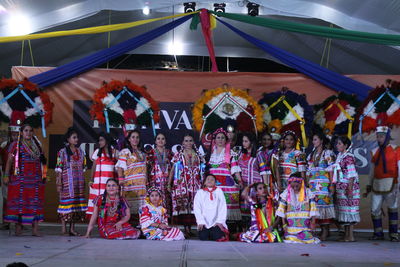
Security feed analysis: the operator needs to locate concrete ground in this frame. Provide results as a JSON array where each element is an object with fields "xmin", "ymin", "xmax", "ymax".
[{"xmin": 0, "ymin": 224, "xmax": 399, "ymax": 267}]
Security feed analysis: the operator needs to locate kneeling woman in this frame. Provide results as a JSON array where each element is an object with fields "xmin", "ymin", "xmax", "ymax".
[
  {"xmin": 139, "ymin": 187, "xmax": 185, "ymax": 241},
  {"xmin": 194, "ymin": 174, "xmax": 229, "ymax": 241},
  {"xmin": 85, "ymin": 179, "xmax": 140, "ymax": 239}
]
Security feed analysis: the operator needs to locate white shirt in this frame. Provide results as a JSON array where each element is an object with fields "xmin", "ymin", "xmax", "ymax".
[{"xmin": 194, "ymin": 187, "xmax": 227, "ymax": 229}]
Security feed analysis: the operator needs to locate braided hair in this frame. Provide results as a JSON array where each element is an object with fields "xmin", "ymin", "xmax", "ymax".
[
  {"xmin": 97, "ymin": 132, "xmax": 114, "ymax": 160},
  {"xmin": 100, "ymin": 178, "xmax": 124, "ymax": 218},
  {"xmin": 63, "ymin": 127, "xmax": 78, "ymax": 162}
]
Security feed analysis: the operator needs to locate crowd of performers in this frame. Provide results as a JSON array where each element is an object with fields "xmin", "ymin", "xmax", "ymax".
[{"xmin": 0, "ymin": 123, "xmax": 399, "ymax": 243}]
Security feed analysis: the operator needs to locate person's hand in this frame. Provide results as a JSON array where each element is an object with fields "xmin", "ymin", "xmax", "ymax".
[
  {"xmin": 215, "ymin": 223, "xmax": 224, "ymax": 231},
  {"xmin": 114, "ymin": 222, "xmax": 123, "ymax": 231},
  {"xmin": 88, "ymin": 181, "xmax": 94, "ymax": 188},
  {"xmin": 197, "ymin": 224, "xmax": 205, "ymax": 231},
  {"xmin": 84, "ymin": 232, "xmax": 90, "ymax": 238},
  {"xmin": 347, "ymin": 184, "xmax": 354, "ymax": 198},
  {"xmin": 159, "ymin": 223, "xmax": 168, "ymax": 230}
]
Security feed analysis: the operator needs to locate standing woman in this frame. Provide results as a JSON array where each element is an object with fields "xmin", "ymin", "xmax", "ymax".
[
  {"xmin": 147, "ymin": 133, "xmax": 173, "ymax": 215},
  {"xmin": 56, "ymin": 127, "xmax": 87, "ymax": 236},
  {"xmin": 274, "ymin": 130, "xmax": 306, "ymax": 191},
  {"xmin": 333, "ymin": 136, "xmax": 360, "ymax": 242},
  {"xmin": 237, "ymin": 133, "xmax": 268, "ymax": 225},
  {"xmin": 116, "ymin": 130, "xmax": 147, "ymax": 223},
  {"xmin": 3, "ymin": 124, "xmax": 46, "ymax": 236},
  {"xmin": 86, "ymin": 132, "xmax": 118, "ymax": 218},
  {"xmin": 168, "ymin": 133, "xmax": 204, "ymax": 236},
  {"xmin": 307, "ymin": 132, "xmax": 336, "ymax": 240},
  {"xmin": 207, "ymin": 128, "xmax": 242, "ymax": 232}
]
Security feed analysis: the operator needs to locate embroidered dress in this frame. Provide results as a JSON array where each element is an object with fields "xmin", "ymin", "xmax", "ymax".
[
  {"xmin": 116, "ymin": 148, "xmax": 147, "ymax": 216},
  {"xmin": 333, "ymin": 152, "xmax": 360, "ymax": 224},
  {"xmin": 171, "ymin": 150, "xmax": 203, "ymax": 225},
  {"xmin": 277, "ymin": 149, "xmax": 306, "ymax": 188},
  {"xmin": 238, "ymin": 152, "xmax": 266, "ymax": 217},
  {"xmin": 86, "ymin": 148, "xmax": 117, "ymax": 216},
  {"xmin": 276, "ymin": 188, "xmax": 320, "ymax": 244},
  {"xmin": 208, "ymin": 148, "xmax": 241, "ymax": 221},
  {"xmin": 5, "ymin": 141, "xmax": 44, "ymax": 225},
  {"xmin": 139, "ymin": 198, "xmax": 184, "ymax": 241},
  {"xmin": 93, "ymin": 195, "xmax": 140, "ymax": 239},
  {"xmin": 239, "ymin": 197, "xmax": 278, "ymax": 243},
  {"xmin": 56, "ymin": 147, "xmax": 87, "ymax": 222},
  {"xmin": 306, "ymin": 149, "xmax": 336, "ymax": 222},
  {"xmin": 147, "ymin": 148, "xmax": 173, "ymax": 214}
]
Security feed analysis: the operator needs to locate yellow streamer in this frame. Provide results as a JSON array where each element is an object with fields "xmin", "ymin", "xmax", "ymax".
[
  {"xmin": 0, "ymin": 11, "xmax": 199, "ymax": 43},
  {"xmin": 336, "ymin": 102, "xmax": 354, "ymax": 139},
  {"xmin": 265, "ymin": 95, "xmax": 285, "ymax": 112},
  {"xmin": 282, "ymin": 100, "xmax": 308, "ymax": 147},
  {"xmin": 210, "ymin": 14, "xmax": 217, "ymax": 30}
]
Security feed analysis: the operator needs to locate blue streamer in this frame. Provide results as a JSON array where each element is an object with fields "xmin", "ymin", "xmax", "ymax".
[
  {"xmin": 174, "ymin": 161, "xmax": 183, "ymax": 181},
  {"xmin": 387, "ymin": 91, "xmax": 400, "ymax": 107},
  {"xmin": 216, "ymin": 18, "xmax": 372, "ymax": 100},
  {"xmin": 0, "ymin": 88, "xmax": 19, "ymax": 105},
  {"xmin": 358, "ymin": 91, "xmax": 388, "ymax": 138},
  {"xmin": 29, "ymin": 15, "xmax": 193, "ymax": 87},
  {"xmin": 104, "ymin": 109, "xmax": 110, "ymax": 133}
]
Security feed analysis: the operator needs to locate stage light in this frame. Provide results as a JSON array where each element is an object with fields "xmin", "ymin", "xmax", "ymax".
[
  {"xmin": 168, "ymin": 41, "xmax": 183, "ymax": 55},
  {"xmin": 142, "ymin": 6, "xmax": 150, "ymax": 15},
  {"xmin": 183, "ymin": 2, "xmax": 196, "ymax": 13},
  {"xmin": 213, "ymin": 3, "xmax": 226, "ymax": 13},
  {"xmin": 7, "ymin": 13, "xmax": 32, "ymax": 35},
  {"xmin": 0, "ymin": 5, "xmax": 6, "ymax": 13},
  {"xmin": 247, "ymin": 2, "xmax": 259, "ymax": 16}
]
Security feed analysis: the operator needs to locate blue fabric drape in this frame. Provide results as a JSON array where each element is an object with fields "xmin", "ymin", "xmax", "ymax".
[
  {"xmin": 216, "ymin": 18, "xmax": 371, "ymax": 99},
  {"xmin": 29, "ymin": 15, "xmax": 193, "ymax": 87}
]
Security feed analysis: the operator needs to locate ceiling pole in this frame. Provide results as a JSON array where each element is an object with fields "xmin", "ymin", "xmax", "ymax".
[{"xmin": 106, "ymin": 10, "xmax": 112, "ymax": 69}]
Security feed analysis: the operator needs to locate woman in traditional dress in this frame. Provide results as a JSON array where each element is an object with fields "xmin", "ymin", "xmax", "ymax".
[
  {"xmin": 276, "ymin": 172, "xmax": 320, "ymax": 244},
  {"xmin": 87, "ymin": 132, "xmax": 118, "ymax": 218},
  {"xmin": 56, "ymin": 127, "xmax": 87, "ymax": 236},
  {"xmin": 168, "ymin": 133, "xmax": 204, "ymax": 236},
  {"xmin": 306, "ymin": 132, "xmax": 336, "ymax": 240},
  {"xmin": 3, "ymin": 124, "xmax": 46, "ymax": 236},
  {"xmin": 239, "ymin": 182, "xmax": 279, "ymax": 243},
  {"xmin": 274, "ymin": 130, "xmax": 306, "ymax": 191},
  {"xmin": 139, "ymin": 187, "xmax": 184, "ymax": 241},
  {"xmin": 237, "ymin": 133, "xmax": 268, "ymax": 226},
  {"xmin": 85, "ymin": 178, "xmax": 140, "ymax": 239},
  {"xmin": 333, "ymin": 136, "xmax": 360, "ymax": 242},
  {"xmin": 147, "ymin": 133, "xmax": 173, "ymax": 216},
  {"xmin": 194, "ymin": 174, "xmax": 229, "ymax": 241},
  {"xmin": 116, "ymin": 130, "xmax": 147, "ymax": 223},
  {"xmin": 207, "ymin": 128, "xmax": 241, "ymax": 232}
]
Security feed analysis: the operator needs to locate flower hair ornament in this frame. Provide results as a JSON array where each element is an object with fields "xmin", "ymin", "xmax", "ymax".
[
  {"xmin": 211, "ymin": 127, "xmax": 231, "ymax": 165},
  {"xmin": 146, "ymin": 187, "xmax": 163, "ymax": 206},
  {"xmin": 287, "ymin": 176, "xmax": 306, "ymax": 203}
]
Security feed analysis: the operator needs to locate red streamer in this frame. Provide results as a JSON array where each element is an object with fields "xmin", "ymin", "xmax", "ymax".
[{"xmin": 199, "ymin": 9, "xmax": 218, "ymax": 72}]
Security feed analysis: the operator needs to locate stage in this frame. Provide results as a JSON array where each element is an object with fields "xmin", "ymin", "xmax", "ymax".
[{"xmin": 0, "ymin": 224, "xmax": 399, "ymax": 267}]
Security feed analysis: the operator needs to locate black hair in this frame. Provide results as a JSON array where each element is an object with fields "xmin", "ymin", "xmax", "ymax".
[
  {"xmin": 308, "ymin": 131, "xmax": 329, "ymax": 164},
  {"xmin": 20, "ymin": 124, "xmax": 47, "ymax": 164},
  {"xmin": 6, "ymin": 263, "xmax": 28, "ymax": 267},
  {"xmin": 124, "ymin": 130, "xmax": 142, "ymax": 152},
  {"xmin": 259, "ymin": 131, "xmax": 274, "ymax": 150},
  {"xmin": 240, "ymin": 132, "xmax": 258, "ymax": 158},
  {"xmin": 202, "ymin": 173, "xmax": 217, "ymax": 187},
  {"xmin": 154, "ymin": 132, "xmax": 167, "ymax": 142},
  {"xmin": 97, "ymin": 132, "xmax": 114, "ymax": 159},
  {"xmin": 63, "ymin": 127, "xmax": 78, "ymax": 162},
  {"xmin": 289, "ymin": 172, "xmax": 302, "ymax": 179},
  {"xmin": 336, "ymin": 136, "xmax": 351, "ymax": 149},
  {"xmin": 100, "ymin": 178, "xmax": 123, "ymax": 217}
]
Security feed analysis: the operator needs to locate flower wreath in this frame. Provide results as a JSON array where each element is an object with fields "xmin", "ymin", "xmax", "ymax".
[
  {"xmin": 258, "ymin": 87, "xmax": 313, "ymax": 147},
  {"xmin": 192, "ymin": 84, "xmax": 264, "ymax": 136},
  {"xmin": 89, "ymin": 80, "xmax": 160, "ymax": 133},
  {"xmin": 314, "ymin": 92, "xmax": 360, "ymax": 138},
  {"xmin": 0, "ymin": 78, "xmax": 54, "ymax": 136},
  {"xmin": 356, "ymin": 79, "xmax": 400, "ymax": 133}
]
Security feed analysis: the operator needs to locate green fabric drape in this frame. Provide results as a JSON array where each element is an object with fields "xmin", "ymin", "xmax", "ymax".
[{"xmin": 212, "ymin": 11, "xmax": 400, "ymax": 46}]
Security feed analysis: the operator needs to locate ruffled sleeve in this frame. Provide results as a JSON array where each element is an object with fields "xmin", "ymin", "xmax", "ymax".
[
  {"xmin": 115, "ymin": 148, "xmax": 129, "ymax": 170},
  {"xmin": 91, "ymin": 148, "xmax": 99, "ymax": 162},
  {"xmin": 342, "ymin": 154, "xmax": 358, "ymax": 181},
  {"xmin": 275, "ymin": 189, "xmax": 288, "ymax": 218},
  {"xmin": 55, "ymin": 148, "xmax": 65, "ymax": 173},
  {"xmin": 230, "ymin": 151, "xmax": 241, "ymax": 175},
  {"xmin": 256, "ymin": 150, "xmax": 269, "ymax": 175},
  {"xmin": 92, "ymin": 195, "xmax": 102, "ymax": 207}
]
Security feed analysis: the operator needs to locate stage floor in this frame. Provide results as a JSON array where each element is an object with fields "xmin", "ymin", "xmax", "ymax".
[{"xmin": 0, "ymin": 224, "xmax": 399, "ymax": 267}]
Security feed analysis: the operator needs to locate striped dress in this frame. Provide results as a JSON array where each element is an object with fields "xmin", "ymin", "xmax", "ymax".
[
  {"xmin": 333, "ymin": 152, "xmax": 360, "ymax": 224},
  {"xmin": 139, "ymin": 199, "xmax": 185, "ymax": 241},
  {"xmin": 56, "ymin": 147, "xmax": 88, "ymax": 222},
  {"xmin": 277, "ymin": 149, "xmax": 306, "ymax": 188},
  {"xmin": 116, "ymin": 148, "xmax": 147, "ymax": 216},
  {"xmin": 5, "ymin": 141, "xmax": 44, "ymax": 225},
  {"xmin": 276, "ymin": 188, "xmax": 320, "ymax": 244},
  {"xmin": 208, "ymin": 148, "xmax": 241, "ymax": 221},
  {"xmin": 86, "ymin": 148, "xmax": 117, "ymax": 216},
  {"xmin": 238, "ymin": 152, "xmax": 266, "ymax": 217}
]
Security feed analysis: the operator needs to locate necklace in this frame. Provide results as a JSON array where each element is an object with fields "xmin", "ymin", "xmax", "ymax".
[
  {"xmin": 155, "ymin": 147, "xmax": 168, "ymax": 172},
  {"xmin": 22, "ymin": 139, "xmax": 40, "ymax": 159},
  {"xmin": 183, "ymin": 149, "xmax": 195, "ymax": 167},
  {"xmin": 106, "ymin": 195, "xmax": 119, "ymax": 217}
]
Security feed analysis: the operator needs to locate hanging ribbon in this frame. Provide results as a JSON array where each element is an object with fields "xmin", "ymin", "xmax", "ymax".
[
  {"xmin": 0, "ymin": 12, "xmax": 198, "ymax": 43},
  {"xmin": 199, "ymin": 9, "xmax": 218, "ymax": 72},
  {"xmin": 174, "ymin": 160, "xmax": 183, "ymax": 181},
  {"xmin": 255, "ymin": 207, "xmax": 275, "ymax": 243},
  {"xmin": 336, "ymin": 102, "xmax": 354, "ymax": 139}
]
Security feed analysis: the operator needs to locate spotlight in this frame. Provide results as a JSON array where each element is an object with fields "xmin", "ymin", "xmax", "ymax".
[
  {"xmin": 246, "ymin": 2, "xmax": 259, "ymax": 16},
  {"xmin": 213, "ymin": 3, "xmax": 226, "ymax": 13},
  {"xmin": 183, "ymin": 2, "xmax": 196, "ymax": 13},
  {"xmin": 142, "ymin": 6, "xmax": 150, "ymax": 15}
]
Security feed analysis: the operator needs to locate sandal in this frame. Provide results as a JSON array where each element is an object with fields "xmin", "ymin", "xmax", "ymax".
[
  {"xmin": 69, "ymin": 231, "xmax": 82, "ymax": 236},
  {"xmin": 390, "ymin": 236, "xmax": 399, "ymax": 242}
]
